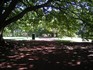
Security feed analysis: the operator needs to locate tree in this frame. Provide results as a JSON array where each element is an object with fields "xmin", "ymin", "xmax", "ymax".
[
  {"xmin": 0, "ymin": 0, "xmax": 53, "ymax": 46},
  {"xmin": 3, "ymin": 11, "xmax": 78, "ymax": 37},
  {"xmin": 0, "ymin": 0, "xmax": 93, "ymax": 46}
]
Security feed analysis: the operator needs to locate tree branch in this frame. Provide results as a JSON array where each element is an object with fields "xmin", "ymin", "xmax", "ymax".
[
  {"xmin": 0, "ymin": 0, "xmax": 19, "ymax": 22},
  {"xmin": 4, "ymin": 0, "xmax": 53, "ymax": 27}
]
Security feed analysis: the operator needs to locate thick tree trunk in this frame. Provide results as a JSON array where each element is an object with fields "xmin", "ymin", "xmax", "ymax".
[
  {"xmin": 0, "ymin": 29, "xmax": 6, "ymax": 46},
  {"xmin": 0, "ymin": 28, "xmax": 14, "ymax": 55},
  {"xmin": 0, "ymin": 29, "xmax": 8, "ymax": 54}
]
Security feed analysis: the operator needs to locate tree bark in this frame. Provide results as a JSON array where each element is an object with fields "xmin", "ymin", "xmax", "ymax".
[
  {"xmin": 0, "ymin": 28, "xmax": 14, "ymax": 55},
  {"xmin": 0, "ymin": 28, "xmax": 6, "ymax": 46}
]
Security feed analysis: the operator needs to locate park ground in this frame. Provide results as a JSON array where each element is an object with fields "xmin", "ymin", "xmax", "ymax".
[
  {"xmin": 0, "ymin": 38, "xmax": 93, "ymax": 70},
  {"xmin": 3, "ymin": 37, "xmax": 92, "ymax": 42}
]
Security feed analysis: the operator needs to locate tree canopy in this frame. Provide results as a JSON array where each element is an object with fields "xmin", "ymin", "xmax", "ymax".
[{"xmin": 0, "ymin": 0, "xmax": 93, "ymax": 41}]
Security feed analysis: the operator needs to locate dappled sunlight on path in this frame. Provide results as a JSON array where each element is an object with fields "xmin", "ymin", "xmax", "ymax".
[{"xmin": 0, "ymin": 41, "xmax": 93, "ymax": 70}]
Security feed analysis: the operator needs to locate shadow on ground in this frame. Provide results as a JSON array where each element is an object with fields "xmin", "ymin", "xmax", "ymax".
[{"xmin": 0, "ymin": 40, "xmax": 93, "ymax": 70}]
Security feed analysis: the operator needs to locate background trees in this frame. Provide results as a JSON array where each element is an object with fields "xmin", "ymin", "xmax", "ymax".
[
  {"xmin": 0, "ymin": 0, "xmax": 93, "ymax": 44},
  {"xmin": 3, "ymin": 11, "xmax": 78, "ymax": 37}
]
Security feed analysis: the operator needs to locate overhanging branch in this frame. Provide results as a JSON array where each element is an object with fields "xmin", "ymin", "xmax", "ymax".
[
  {"xmin": 0, "ymin": 0, "xmax": 19, "ymax": 21},
  {"xmin": 4, "ymin": 0, "xmax": 53, "ymax": 27}
]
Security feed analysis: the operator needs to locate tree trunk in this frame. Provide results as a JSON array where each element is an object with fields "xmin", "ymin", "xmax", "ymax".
[
  {"xmin": 0, "ymin": 28, "xmax": 14, "ymax": 55},
  {"xmin": 0, "ymin": 28, "xmax": 8, "ymax": 55},
  {"xmin": 0, "ymin": 29, "xmax": 6, "ymax": 46}
]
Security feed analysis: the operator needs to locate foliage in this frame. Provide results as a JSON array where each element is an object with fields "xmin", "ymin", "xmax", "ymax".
[{"xmin": 0, "ymin": 0, "xmax": 93, "ymax": 40}]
